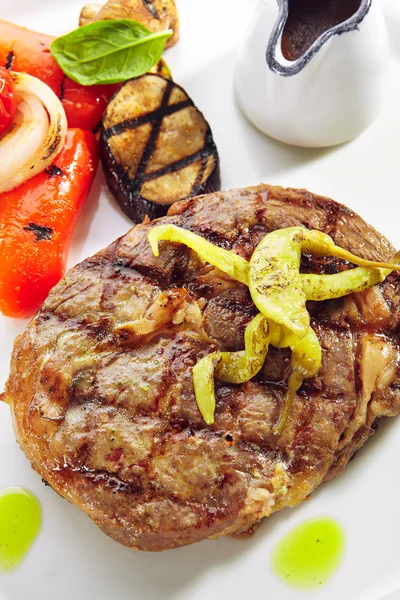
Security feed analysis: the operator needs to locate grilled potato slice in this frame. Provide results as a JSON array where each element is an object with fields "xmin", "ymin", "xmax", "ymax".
[
  {"xmin": 79, "ymin": 3, "xmax": 101, "ymax": 26},
  {"xmin": 100, "ymin": 74, "xmax": 221, "ymax": 223},
  {"xmin": 149, "ymin": 58, "xmax": 171, "ymax": 79},
  {"xmin": 79, "ymin": 0, "xmax": 179, "ymax": 48}
]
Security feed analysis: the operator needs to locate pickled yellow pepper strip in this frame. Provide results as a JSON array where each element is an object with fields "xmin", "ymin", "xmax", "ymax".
[
  {"xmin": 270, "ymin": 322, "xmax": 322, "ymax": 434},
  {"xmin": 148, "ymin": 224, "xmax": 249, "ymax": 286},
  {"xmin": 301, "ymin": 230, "xmax": 400, "ymax": 271},
  {"xmin": 249, "ymin": 228, "xmax": 309, "ymax": 338},
  {"xmin": 216, "ymin": 314, "xmax": 270, "ymax": 383},
  {"xmin": 193, "ymin": 314, "xmax": 270, "ymax": 424},
  {"xmin": 269, "ymin": 322, "xmax": 322, "ymax": 379},
  {"xmin": 249, "ymin": 227, "xmax": 400, "ymax": 339},
  {"xmin": 302, "ymin": 250, "xmax": 400, "ymax": 301},
  {"xmin": 192, "ymin": 353, "xmax": 219, "ymax": 426},
  {"xmin": 301, "ymin": 268, "xmax": 387, "ymax": 301}
]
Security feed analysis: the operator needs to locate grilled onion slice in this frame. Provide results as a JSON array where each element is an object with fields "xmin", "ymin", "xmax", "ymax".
[
  {"xmin": 0, "ymin": 72, "xmax": 67, "ymax": 194},
  {"xmin": 100, "ymin": 74, "xmax": 221, "ymax": 223}
]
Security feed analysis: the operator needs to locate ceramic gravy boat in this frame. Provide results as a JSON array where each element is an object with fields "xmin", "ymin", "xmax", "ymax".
[{"xmin": 235, "ymin": 0, "xmax": 390, "ymax": 147}]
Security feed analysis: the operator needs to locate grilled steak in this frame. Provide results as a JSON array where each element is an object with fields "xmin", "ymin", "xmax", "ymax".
[{"xmin": 3, "ymin": 184, "xmax": 400, "ymax": 551}]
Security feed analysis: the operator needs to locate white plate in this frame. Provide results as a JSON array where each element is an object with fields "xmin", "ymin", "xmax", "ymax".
[{"xmin": 1, "ymin": 1, "xmax": 400, "ymax": 599}]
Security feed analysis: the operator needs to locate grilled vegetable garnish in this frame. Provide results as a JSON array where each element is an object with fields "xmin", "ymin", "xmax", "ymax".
[
  {"xmin": 149, "ymin": 58, "xmax": 171, "ymax": 79},
  {"xmin": 79, "ymin": 0, "xmax": 179, "ymax": 48},
  {"xmin": 0, "ymin": 19, "xmax": 118, "ymax": 130},
  {"xmin": 100, "ymin": 74, "xmax": 221, "ymax": 222},
  {"xmin": 0, "ymin": 129, "xmax": 98, "ymax": 318},
  {"xmin": 79, "ymin": 3, "xmax": 101, "ymax": 26}
]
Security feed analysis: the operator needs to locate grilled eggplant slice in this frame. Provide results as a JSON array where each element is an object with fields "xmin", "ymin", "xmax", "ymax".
[
  {"xmin": 100, "ymin": 74, "xmax": 221, "ymax": 223},
  {"xmin": 79, "ymin": 0, "xmax": 179, "ymax": 48}
]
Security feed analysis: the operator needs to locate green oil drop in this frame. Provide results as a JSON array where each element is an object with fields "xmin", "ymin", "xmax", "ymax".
[
  {"xmin": 271, "ymin": 517, "xmax": 345, "ymax": 590},
  {"xmin": 0, "ymin": 487, "xmax": 42, "ymax": 574}
]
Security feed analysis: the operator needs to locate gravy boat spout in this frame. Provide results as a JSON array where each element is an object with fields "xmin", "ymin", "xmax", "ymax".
[{"xmin": 235, "ymin": 0, "xmax": 390, "ymax": 147}]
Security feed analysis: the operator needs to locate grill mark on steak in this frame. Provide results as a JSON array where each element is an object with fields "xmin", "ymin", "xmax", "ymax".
[
  {"xmin": 134, "ymin": 255, "xmax": 191, "ymax": 289},
  {"xmin": 114, "ymin": 243, "xmax": 192, "ymax": 290},
  {"xmin": 84, "ymin": 470, "xmax": 142, "ymax": 495},
  {"xmin": 5, "ymin": 184, "xmax": 400, "ymax": 552},
  {"xmin": 300, "ymin": 253, "xmax": 352, "ymax": 274},
  {"xmin": 85, "ymin": 318, "xmax": 113, "ymax": 342},
  {"xmin": 49, "ymin": 282, "xmax": 96, "ymax": 314},
  {"xmin": 190, "ymin": 226, "xmax": 237, "ymax": 250}
]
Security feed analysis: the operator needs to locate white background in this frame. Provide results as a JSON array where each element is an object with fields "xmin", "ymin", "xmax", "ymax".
[{"xmin": 1, "ymin": 1, "xmax": 400, "ymax": 598}]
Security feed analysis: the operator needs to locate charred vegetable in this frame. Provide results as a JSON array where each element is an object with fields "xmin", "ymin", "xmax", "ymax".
[
  {"xmin": 79, "ymin": 3, "xmax": 101, "ymax": 26},
  {"xmin": 0, "ymin": 72, "xmax": 67, "ymax": 194},
  {"xmin": 100, "ymin": 74, "xmax": 221, "ymax": 222},
  {"xmin": 149, "ymin": 58, "xmax": 171, "ymax": 79},
  {"xmin": 79, "ymin": 0, "xmax": 180, "ymax": 48},
  {"xmin": 0, "ymin": 19, "xmax": 119, "ymax": 130},
  {"xmin": 0, "ymin": 129, "xmax": 98, "ymax": 318}
]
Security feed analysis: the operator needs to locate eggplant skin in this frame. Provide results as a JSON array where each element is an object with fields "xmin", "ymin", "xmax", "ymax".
[
  {"xmin": 100, "ymin": 139, "xmax": 170, "ymax": 222},
  {"xmin": 100, "ymin": 74, "xmax": 221, "ymax": 223},
  {"xmin": 100, "ymin": 138, "xmax": 221, "ymax": 223}
]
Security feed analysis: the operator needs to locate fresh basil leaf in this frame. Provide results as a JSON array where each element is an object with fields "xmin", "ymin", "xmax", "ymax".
[{"xmin": 50, "ymin": 19, "xmax": 172, "ymax": 86}]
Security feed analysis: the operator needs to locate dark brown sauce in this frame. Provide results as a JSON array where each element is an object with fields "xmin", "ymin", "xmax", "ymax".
[{"xmin": 281, "ymin": 0, "xmax": 362, "ymax": 62}]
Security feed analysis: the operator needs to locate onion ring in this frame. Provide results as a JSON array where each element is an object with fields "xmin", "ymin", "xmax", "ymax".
[{"xmin": 0, "ymin": 72, "xmax": 67, "ymax": 194}]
